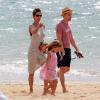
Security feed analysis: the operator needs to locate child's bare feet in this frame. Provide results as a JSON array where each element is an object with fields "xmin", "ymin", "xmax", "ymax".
[
  {"xmin": 51, "ymin": 92, "xmax": 56, "ymax": 96},
  {"xmin": 47, "ymin": 89, "xmax": 51, "ymax": 94}
]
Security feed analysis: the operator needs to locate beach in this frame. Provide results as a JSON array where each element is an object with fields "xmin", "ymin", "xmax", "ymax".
[
  {"xmin": 0, "ymin": 0, "xmax": 100, "ymax": 99},
  {"xmin": 0, "ymin": 83, "xmax": 100, "ymax": 100},
  {"xmin": 0, "ymin": 0, "xmax": 100, "ymax": 84}
]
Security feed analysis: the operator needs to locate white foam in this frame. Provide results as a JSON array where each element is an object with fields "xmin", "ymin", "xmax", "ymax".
[
  {"xmin": 69, "ymin": 69, "xmax": 99, "ymax": 77},
  {"xmin": 24, "ymin": 8, "xmax": 33, "ymax": 11},
  {"xmin": 0, "ymin": 28, "xmax": 14, "ymax": 31},
  {"xmin": 94, "ymin": 1, "xmax": 100, "ymax": 9},
  {"xmin": 82, "ymin": 12, "xmax": 92, "ymax": 15},
  {"xmin": 88, "ymin": 27, "xmax": 96, "ymax": 29},
  {"xmin": 0, "ymin": 63, "xmax": 27, "ymax": 74}
]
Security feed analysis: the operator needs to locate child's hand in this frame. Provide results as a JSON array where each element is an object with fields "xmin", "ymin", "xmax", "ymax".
[
  {"xmin": 59, "ymin": 51, "xmax": 65, "ymax": 61},
  {"xmin": 62, "ymin": 51, "xmax": 65, "ymax": 56},
  {"xmin": 60, "ymin": 47, "xmax": 65, "ymax": 56}
]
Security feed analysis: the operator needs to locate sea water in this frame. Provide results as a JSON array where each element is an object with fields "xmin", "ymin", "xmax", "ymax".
[{"xmin": 0, "ymin": 0, "xmax": 100, "ymax": 84}]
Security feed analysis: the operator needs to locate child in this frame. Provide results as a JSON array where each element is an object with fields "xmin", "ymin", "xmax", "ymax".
[{"xmin": 40, "ymin": 40, "xmax": 62, "ymax": 96}]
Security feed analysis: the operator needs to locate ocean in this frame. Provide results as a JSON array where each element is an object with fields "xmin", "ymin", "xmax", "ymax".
[{"xmin": 0, "ymin": 0, "xmax": 100, "ymax": 84}]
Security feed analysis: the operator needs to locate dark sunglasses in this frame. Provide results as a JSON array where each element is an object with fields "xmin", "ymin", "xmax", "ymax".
[{"xmin": 35, "ymin": 14, "xmax": 42, "ymax": 17}]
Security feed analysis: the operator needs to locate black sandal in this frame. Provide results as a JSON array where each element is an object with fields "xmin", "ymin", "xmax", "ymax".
[{"xmin": 74, "ymin": 51, "xmax": 84, "ymax": 58}]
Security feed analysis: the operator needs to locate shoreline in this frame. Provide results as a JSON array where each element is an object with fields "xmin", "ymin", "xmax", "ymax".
[
  {"xmin": 0, "ymin": 82, "xmax": 100, "ymax": 100},
  {"xmin": 0, "ymin": 80, "xmax": 100, "ymax": 85}
]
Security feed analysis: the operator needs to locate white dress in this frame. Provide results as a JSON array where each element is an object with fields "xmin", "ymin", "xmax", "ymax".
[{"xmin": 28, "ymin": 26, "xmax": 46, "ymax": 74}]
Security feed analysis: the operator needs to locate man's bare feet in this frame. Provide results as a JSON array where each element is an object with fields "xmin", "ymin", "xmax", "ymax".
[{"xmin": 63, "ymin": 88, "xmax": 68, "ymax": 93}]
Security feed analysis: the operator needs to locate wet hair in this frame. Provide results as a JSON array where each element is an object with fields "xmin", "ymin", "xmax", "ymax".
[
  {"xmin": 47, "ymin": 40, "xmax": 61, "ymax": 51},
  {"xmin": 32, "ymin": 8, "xmax": 41, "ymax": 16}
]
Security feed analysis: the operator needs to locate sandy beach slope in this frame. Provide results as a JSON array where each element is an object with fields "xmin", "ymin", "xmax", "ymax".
[{"xmin": 0, "ymin": 83, "xmax": 100, "ymax": 100}]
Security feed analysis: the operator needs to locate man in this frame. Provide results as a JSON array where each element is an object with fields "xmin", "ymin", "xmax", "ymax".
[{"xmin": 56, "ymin": 7, "xmax": 83, "ymax": 93}]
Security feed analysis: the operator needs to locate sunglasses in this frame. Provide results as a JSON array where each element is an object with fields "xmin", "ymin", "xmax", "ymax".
[{"xmin": 35, "ymin": 14, "xmax": 42, "ymax": 17}]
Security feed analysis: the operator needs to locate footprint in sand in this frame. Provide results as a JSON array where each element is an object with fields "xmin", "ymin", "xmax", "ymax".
[{"xmin": 12, "ymin": 91, "xmax": 17, "ymax": 94}]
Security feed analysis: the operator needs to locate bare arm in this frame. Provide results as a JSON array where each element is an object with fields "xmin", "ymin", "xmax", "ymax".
[
  {"xmin": 70, "ymin": 32, "xmax": 80, "ymax": 52},
  {"xmin": 46, "ymin": 52, "xmax": 51, "ymax": 66},
  {"xmin": 56, "ymin": 24, "xmax": 64, "ymax": 52},
  {"xmin": 56, "ymin": 32, "xmax": 63, "ymax": 47},
  {"xmin": 29, "ymin": 23, "xmax": 43, "ymax": 36}
]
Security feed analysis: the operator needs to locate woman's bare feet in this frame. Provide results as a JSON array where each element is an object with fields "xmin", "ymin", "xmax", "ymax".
[
  {"xmin": 29, "ymin": 88, "xmax": 33, "ymax": 94},
  {"xmin": 42, "ymin": 91, "xmax": 47, "ymax": 96},
  {"xmin": 51, "ymin": 93, "xmax": 56, "ymax": 96}
]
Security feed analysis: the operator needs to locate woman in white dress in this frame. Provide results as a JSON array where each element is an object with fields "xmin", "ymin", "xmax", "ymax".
[{"xmin": 28, "ymin": 8, "xmax": 46, "ymax": 93}]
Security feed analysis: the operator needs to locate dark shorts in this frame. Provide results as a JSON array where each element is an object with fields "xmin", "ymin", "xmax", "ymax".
[{"xmin": 57, "ymin": 48, "xmax": 71, "ymax": 68}]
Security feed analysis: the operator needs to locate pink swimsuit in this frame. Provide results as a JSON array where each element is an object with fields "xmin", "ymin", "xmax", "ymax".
[{"xmin": 40, "ymin": 51, "xmax": 58, "ymax": 80}]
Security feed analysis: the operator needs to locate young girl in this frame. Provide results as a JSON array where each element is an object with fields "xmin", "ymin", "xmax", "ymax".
[{"xmin": 40, "ymin": 40, "xmax": 62, "ymax": 96}]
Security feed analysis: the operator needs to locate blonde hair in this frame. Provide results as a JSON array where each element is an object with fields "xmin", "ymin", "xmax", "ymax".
[
  {"xmin": 47, "ymin": 40, "xmax": 61, "ymax": 51},
  {"xmin": 61, "ymin": 7, "xmax": 72, "ymax": 16}
]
